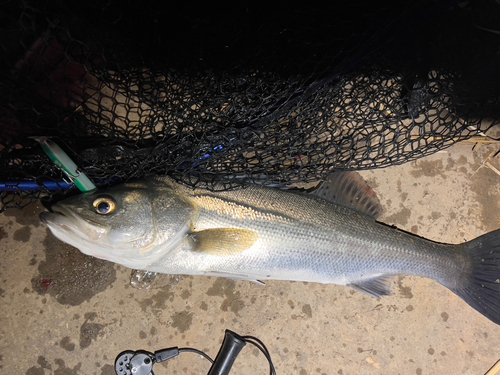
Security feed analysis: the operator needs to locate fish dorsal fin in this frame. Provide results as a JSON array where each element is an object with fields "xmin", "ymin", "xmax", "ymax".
[
  {"xmin": 348, "ymin": 275, "xmax": 394, "ymax": 298},
  {"xmin": 189, "ymin": 228, "xmax": 259, "ymax": 257},
  {"xmin": 313, "ymin": 171, "xmax": 383, "ymax": 219}
]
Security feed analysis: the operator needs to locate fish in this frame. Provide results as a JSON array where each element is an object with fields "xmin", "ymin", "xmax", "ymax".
[{"xmin": 40, "ymin": 172, "xmax": 500, "ymax": 325}]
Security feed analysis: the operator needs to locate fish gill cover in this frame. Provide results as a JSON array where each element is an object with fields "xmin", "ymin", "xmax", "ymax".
[{"xmin": 0, "ymin": 0, "xmax": 499, "ymax": 211}]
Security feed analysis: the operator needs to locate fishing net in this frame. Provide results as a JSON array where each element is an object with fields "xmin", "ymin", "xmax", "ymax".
[{"xmin": 1, "ymin": 0, "xmax": 500, "ymax": 212}]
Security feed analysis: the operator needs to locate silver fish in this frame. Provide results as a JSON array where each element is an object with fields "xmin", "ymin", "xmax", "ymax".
[{"xmin": 40, "ymin": 173, "xmax": 500, "ymax": 325}]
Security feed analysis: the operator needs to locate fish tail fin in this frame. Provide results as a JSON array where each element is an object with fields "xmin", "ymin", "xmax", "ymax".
[{"xmin": 450, "ymin": 229, "xmax": 500, "ymax": 325}]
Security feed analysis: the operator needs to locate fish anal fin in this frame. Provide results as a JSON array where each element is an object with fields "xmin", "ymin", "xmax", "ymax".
[
  {"xmin": 348, "ymin": 275, "xmax": 394, "ymax": 298},
  {"xmin": 189, "ymin": 228, "xmax": 259, "ymax": 256},
  {"xmin": 313, "ymin": 171, "xmax": 383, "ymax": 219}
]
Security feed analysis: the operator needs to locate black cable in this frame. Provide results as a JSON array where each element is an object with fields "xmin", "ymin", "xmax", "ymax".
[
  {"xmin": 242, "ymin": 336, "xmax": 277, "ymax": 375},
  {"xmin": 174, "ymin": 335, "xmax": 276, "ymax": 374},
  {"xmin": 178, "ymin": 347, "xmax": 214, "ymax": 364},
  {"xmin": 245, "ymin": 340, "xmax": 276, "ymax": 375}
]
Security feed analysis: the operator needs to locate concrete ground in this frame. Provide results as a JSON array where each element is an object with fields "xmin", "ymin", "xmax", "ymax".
[{"xmin": 1, "ymin": 139, "xmax": 500, "ymax": 375}]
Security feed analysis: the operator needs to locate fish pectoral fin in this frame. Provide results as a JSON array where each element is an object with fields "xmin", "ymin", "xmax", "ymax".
[
  {"xmin": 189, "ymin": 228, "xmax": 259, "ymax": 256},
  {"xmin": 204, "ymin": 271, "xmax": 265, "ymax": 285},
  {"xmin": 348, "ymin": 275, "xmax": 394, "ymax": 298}
]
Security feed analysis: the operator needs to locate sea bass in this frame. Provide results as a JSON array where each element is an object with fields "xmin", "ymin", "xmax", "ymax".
[{"xmin": 40, "ymin": 173, "xmax": 500, "ymax": 325}]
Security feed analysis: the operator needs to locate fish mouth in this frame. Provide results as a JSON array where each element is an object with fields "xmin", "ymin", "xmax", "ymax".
[
  {"xmin": 40, "ymin": 205, "xmax": 80, "ymax": 231},
  {"xmin": 40, "ymin": 205, "xmax": 106, "ymax": 231},
  {"xmin": 40, "ymin": 205, "xmax": 111, "ymax": 261},
  {"xmin": 40, "ymin": 205, "xmax": 108, "ymax": 243}
]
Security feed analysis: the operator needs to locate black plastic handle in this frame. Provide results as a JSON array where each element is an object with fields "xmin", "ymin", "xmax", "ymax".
[{"xmin": 207, "ymin": 330, "xmax": 247, "ymax": 375}]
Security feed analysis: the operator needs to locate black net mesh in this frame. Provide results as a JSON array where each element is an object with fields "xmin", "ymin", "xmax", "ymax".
[{"xmin": 1, "ymin": 0, "xmax": 500, "ymax": 211}]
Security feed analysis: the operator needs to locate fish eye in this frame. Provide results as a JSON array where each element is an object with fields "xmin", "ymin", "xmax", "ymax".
[{"xmin": 93, "ymin": 196, "xmax": 116, "ymax": 215}]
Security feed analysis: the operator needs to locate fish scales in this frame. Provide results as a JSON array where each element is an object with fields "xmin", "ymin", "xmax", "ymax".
[
  {"xmin": 40, "ymin": 175, "xmax": 500, "ymax": 325},
  {"xmin": 155, "ymin": 183, "xmax": 467, "ymax": 287}
]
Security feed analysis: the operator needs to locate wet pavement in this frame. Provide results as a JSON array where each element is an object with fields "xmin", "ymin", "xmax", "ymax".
[{"xmin": 1, "ymin": 139, "xmax": 500, "ymax": 375}]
